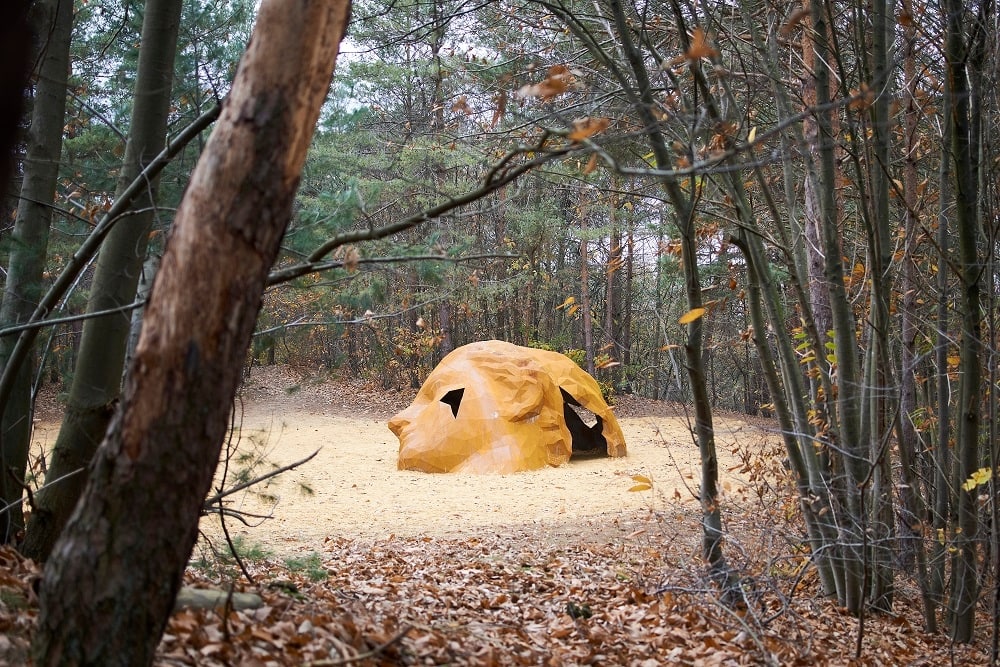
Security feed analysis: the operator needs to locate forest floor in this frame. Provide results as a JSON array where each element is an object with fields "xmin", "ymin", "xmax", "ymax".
[{"xmin": 2, "ymin": 364, "xmax": 992, "ymax": 665}]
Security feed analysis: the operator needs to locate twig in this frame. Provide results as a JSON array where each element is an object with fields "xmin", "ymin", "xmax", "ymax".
[
  {"xmin": 202, "ymin": 449, "xmax": 320, "ymax": 510},
  {"xmin": 220, "ymin": 512, "xmax": 255, "ymax": 585},
  {"xmin": 0, "ymin": 466, "xmax": 84, "ymax": 516},
  {"xmin": 0, "ymin": 299, "xmax": 146, "ymax": 337},
  {"xmin": 219, "ymin": 512, "xmax": 257, "ymax": 584},
  {"xmin": 205, "ymin": 506, "xmax": 276, "ymax": 526},
  {"xmin": 303, "ymin": 624, "xmax": 414, "ymax": 666}
]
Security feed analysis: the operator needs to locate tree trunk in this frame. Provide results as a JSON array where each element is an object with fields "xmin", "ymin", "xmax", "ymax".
[
  {"xmin": 866, "ymin": 0, "xmax": 895, "ymax": 612},
  {"xmin": 609, "ymin": 0, "xmax": 739, "ymax": 597},
  {"xmin": 579, "ymin": 209, "xmax": 595, "ymax": 375},
  {"xmin": 931, "ymin": 76, "xmax": 953, "ymax": 612},
  {"xmin": 944, "ymin": 0, "xmax": 983, "ymax": 642},
  {"xmin": 0, "ymin": 0, "xmax": 73, "ymax": 544},
  {"xmin": 622, "ymin": 224, "xmax": 634, "ymax": 381},
  {"xmin": 898, "ymin": 0, "xmax": 935, "ymax": 630},
  {"xmin": 124, "ymin": 254, "xmax": 161, "ymax": 374},
  {"xmin": 22, "ymin": 0, "xmax": 184, "ymax": 562},
  {"xmin": 604, "ymin": 208, "xmax": 622, "ymax": 386},
  {"xmin": 809, "ymin": 0, "xmax": 867, "ymax": 614},
  {"xmin": 31, "ymin": 2, "xmax": 351, "ymax": 664},
  {"xmin": 0, "ymin": 0, "xmax": 32, "ymax": 193}
]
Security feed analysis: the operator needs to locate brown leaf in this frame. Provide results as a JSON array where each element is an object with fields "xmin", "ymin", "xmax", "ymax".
[
  {"xmin": 567, "ymin": 117, "xmax": 610, "ymax": 142},
  {"xmin": 490, "ymin": 89, "xmax": 507, "ymax": 128},
  {"xmin": 780, "ymin": 7, "xmax": 811, "ymax": 35},
  {"xmin": 451, "ymin": 96, "xmax": 472, "ymax": 115},
  {"xmin": 517, "ymin": 65, "xmax": 573, "ymax": 101},
  {"xmin": 685, "ymin": 28, "xmax": 718, "ymax": 61},
  {"xmin": 343, "ymin": 245, "xmax": 360, "ymax": 272}
]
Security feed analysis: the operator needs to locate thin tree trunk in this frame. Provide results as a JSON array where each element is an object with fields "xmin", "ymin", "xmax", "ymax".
[
  {"xmin": 22, "ymin": 0, "xmax": 184, "ymax": 562},
  {"xmin": 0, "ymin": 0, "xmax": 73, "ymax": 544},
  {"xmin": 124, "ymin": 254, "xmax": 161, "ymax": 374},
  {"xmin": 931, "ymin": 80, "xmax": 953, "ymax": 611},
  {"xmin": 810, "ymin": 0, "xmax": 867, "ymax": 614},
  {"xmin": 800, "ymin": 0, "xmax": 832, "ymax": 351},
  {"xmin": 732, "ymin": 230, "xmax": 839, "ymax": 595},
  {"xmin": 944, "ymin": 0, "xmax": 983, "ymax": 641},
  {"xmin": 438, "ymin": 301, "xmax": 453, "ymax": 356},
  {"xmin": 866, "ymin": 0, "xmax": 895, "ymax": 612},
  {"xmin": 604, "ymin": 206, "xmax": 621, "ymax": 386},
  {"xmin": 622, "ymin": 224, "xmax": 634, "ymax": 380},
  {"xmin": 612, "ymin": 0, "xmax": 739, "ymax": 596},
  {"xmin": 580, "ymin": 210, "xmax": 595, "ymax": 375},
  {"xmin": 32, "ymin": 2, "xmax": 351, "ymax": 663},
  {"xmin": 898, "ymin": 0, "xmax": 935, "ymax": 630}
]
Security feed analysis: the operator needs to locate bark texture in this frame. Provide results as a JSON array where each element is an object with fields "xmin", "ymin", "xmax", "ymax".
[
  {"xmin": 31, "ymin": 1, "xmax": 351, "ymax": 664},
  {"xmin": 0, "ymin": 0, "xmax": 74, "ymax": 543}
]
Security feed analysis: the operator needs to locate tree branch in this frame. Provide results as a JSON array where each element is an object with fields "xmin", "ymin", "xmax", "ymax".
[
  {"xmin": 267, "ymin": 132, "xmax": 566, "ymax": 286},
  {"xmin": 267, "ymin": 251, "xmax": 517, "ymax": 286},
  {"xmin": 0, "ymin": 300, "xmax": 146, "ymax": 338}
]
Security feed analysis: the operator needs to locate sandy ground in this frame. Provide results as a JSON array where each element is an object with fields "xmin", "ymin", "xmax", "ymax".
[
  {"xmin": 197, "ymin": 369, "xmax": 775, "ymax": 556},
  {"xmin": 30, "ymin": 367, "xmax": 778, "ymax": 557}
]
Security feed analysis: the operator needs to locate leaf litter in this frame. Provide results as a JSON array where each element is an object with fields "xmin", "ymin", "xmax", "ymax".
[
  {"xmin": 1, "ymin": 510, "xmax": 991, "ymax": 666},
  {"xmin": 6, "ymin": 369, "xmax": 993, "ymax": 665}
]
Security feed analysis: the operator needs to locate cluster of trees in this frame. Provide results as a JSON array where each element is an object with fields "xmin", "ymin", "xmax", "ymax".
[
  {"xmin": 266, "ymin": 0, "xmax": 1000, "ymax": 643},
  {"xmin": 0, "ymin": 0, "xmax": 998, "ymax": 662}
]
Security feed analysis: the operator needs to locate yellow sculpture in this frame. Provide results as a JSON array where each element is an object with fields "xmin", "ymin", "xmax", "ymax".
[{"xmin": 389, "ymin": 340, "xmax": 627, "ymax": 473}]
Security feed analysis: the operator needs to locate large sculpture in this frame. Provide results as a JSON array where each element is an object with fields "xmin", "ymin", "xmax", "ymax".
[{"xmin": 389, "ymin": 340, "xmax": 627, "ymax": 473}]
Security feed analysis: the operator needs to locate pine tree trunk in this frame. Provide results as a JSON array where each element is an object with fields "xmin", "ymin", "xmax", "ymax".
[
  {"xmin": 0, "ymin": 0, "xmax": 73, "ymax": 544},
  {"xmin": 21, "ymin": 0, "xmax": 184, "ymax": 561},
  {"xmin": 31, "ymin": 2, "xmax": 351, "ymax": 663}
]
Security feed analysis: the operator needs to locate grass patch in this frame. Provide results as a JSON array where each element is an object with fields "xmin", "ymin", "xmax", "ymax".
[
  {"xmin": 284, "ymin": 552, "xmax": 327, "ymax": 582},
  {"xmin": 191, "ymin": 535, "xmax": 273, "ymax": 579}
]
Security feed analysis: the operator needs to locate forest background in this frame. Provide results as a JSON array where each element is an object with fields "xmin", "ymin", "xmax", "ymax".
[{"xmin": 0, "ymin": 0, "xmax": 999, "ymax": 663}]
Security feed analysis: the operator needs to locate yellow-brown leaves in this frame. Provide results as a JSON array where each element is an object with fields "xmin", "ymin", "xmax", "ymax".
[
  {"xmin": 490, "ymin": 89, "xmax": 507, "ymax": 128},
  {"xmin": 451, "ymin": 96, "xmax": 472, "ymax": 115},
  {"xmin": 517, "ymin": 64, "xmax": 576, "ymax": 101},
  {"xmin": 666, "ymin": 28, "xmax": 718, "ymax": 67},
  {"xmin": 686, "ymin": 28, "xmax": 718, "ymax": 61},
  {"xmin": 568, "ymin": 117, "xmax": 610, "ymax": 142},
  {"xmin": 780, "ymin": 7, "xmax": 811, "ymax": 36},
  {"xmin": 678, "ymin": 307, "xmax": 706, "ymax": 325}
]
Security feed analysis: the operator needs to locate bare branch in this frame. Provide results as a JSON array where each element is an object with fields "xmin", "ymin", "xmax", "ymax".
[
  {"xmin": 267, "ymin": 132, "xmax": 567, "ymax": 286},
  {"xmin": 267, "ymin": 251, "xmax": 516, "ymax": 286},
  {"xmin": 0, "ymin": 300, "xmax": 146, "ymax": 338}
]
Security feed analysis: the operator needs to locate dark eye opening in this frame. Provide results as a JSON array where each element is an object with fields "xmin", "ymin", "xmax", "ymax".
[{"xmin": 440, "ymin": 388, "xmax": 464, "ymax": 417}]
